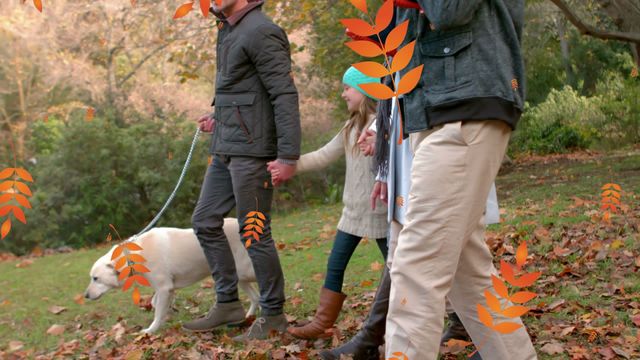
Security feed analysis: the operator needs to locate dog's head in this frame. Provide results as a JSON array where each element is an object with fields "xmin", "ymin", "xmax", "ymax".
[{"xmin": 84, "ymin": 245, "xmax": 121, "ymax": 300}]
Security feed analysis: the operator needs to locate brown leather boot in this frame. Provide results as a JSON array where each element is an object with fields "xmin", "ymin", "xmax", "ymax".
[{"xmin": 287, "ymin": 287, "xmax": 346, "ymax": 339}]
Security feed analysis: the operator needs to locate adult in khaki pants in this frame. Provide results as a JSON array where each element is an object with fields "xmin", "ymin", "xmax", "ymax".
[{"xmin": 384, "ymin": 1, "xmax": 538, "ymax": 359}]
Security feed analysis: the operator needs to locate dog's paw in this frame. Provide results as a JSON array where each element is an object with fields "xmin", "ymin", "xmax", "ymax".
[{"xmin": 141, "ymin": 328, "xmax": 156, "ymax": 334}]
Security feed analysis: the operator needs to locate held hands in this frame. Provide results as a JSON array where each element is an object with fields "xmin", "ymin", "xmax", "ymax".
[
  {"xmin": 267, "ymin": 161, "xmax": 297, "ymax": 187},
  {"xmin": 197, "ymin": 113, "xmax": 215, "ymax": 133},
  {"xmin": 357, "ymin": 129, "xmax": 377, "ymax": 156},
  {"xmin": 370, "ymin": 181, "xmax": 388, "ymax": 210}
]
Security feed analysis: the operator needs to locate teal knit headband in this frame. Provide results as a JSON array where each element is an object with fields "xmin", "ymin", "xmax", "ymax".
[{"xmin": 342, "ymin": 66, "xmax": 380, "ymax": 100}]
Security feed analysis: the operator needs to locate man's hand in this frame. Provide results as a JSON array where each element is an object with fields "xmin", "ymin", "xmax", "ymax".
[
  {"xmin": 197, "ymin": 113, "xmax": 216, "ymax": 133},
  {"xmin": 357, "ymin": 129, "xmax": 377, "ymax": 157},
  {"xmin": 267, "ymin": 161, "xmax": 297, "ymax": 187},
  {"xmin": 370, "ymin": 181, "xmax": 388, "ymax": 210}
]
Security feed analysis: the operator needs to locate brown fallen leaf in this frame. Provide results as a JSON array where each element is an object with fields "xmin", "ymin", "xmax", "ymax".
[
  {"xmin": 370, "ymin": 261, "xmax": 384, "ymax": 272},
  {"xmin": 8, "ymin": 340, "xmax": 24, "ymax": 352},
  {"xmin": 611, "ymin": 346, "xmax": 631, "ymax": 359},
  {"xmin": 598, "ymin": 347, "xmax": 617, "ymax": 360},
  {"xmin": 540, "ymin": 341, "xmax": 564, "ymax": 355},
  {"xmin": 73, "ymin": 294, "xmax": 85, "ymax": 305},
  {"xmin": 15, "ymin": 259, "xmax": 33, "ymax": 268},
  {"xmin": 560, "ymin": 326, "xmax": 575, "ymax": 336},
  {"xmin": 360, "ymin": 280, "xmax": 373, "ymax": 287},
  {"xmin": 46, "ymin": 324, "xmax": 65, "ymax": 336},
  {"xmin": 546, "ymin": 299, "xmax": 565, "ymax": 311},
  {"xmin": 290, "ymin": 297, "xmax": 303, "ymax": 307},
  {"xmin": 312, "ymin": 273, "xmax": 324, "ymax": 282},
  {"xmin": 124, "ymin": 348, "xmax": 144, "ymax": 360},
  {"xmin": 442, "ymin": 339, "xmax": 472, "ymax": 354},
  {"xmin": 632, "ymin": 314, "xmax": 640, "ymax": 327},
  {"xmin": 48, "ymin": 305, "xmax": 67, "ymax": 315}
]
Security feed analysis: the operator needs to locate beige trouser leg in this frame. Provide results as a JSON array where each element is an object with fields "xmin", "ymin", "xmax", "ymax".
[{"xmin": 385, "ymin": 120, "xmax": 537, "ymax": 360}]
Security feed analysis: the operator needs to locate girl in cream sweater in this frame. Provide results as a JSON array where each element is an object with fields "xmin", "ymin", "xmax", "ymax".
[{"xmin": 272, "ymin": 67, "xmax": 387, "ymax": 339}]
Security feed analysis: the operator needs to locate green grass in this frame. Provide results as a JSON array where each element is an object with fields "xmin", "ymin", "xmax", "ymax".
[{"xmin": 1, "ymin": 150, "xmax": 639, "ymax": 359}]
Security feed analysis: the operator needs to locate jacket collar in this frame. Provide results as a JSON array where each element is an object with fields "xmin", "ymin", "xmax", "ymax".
[{"xmin": 214, "ymin": 0, "xmax": 264, "ymax": 27}]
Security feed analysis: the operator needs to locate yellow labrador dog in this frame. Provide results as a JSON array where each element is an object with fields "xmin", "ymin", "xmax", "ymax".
[{"xmin": 84, "ymin": 218, "xmax": 259, "ymax": 333}]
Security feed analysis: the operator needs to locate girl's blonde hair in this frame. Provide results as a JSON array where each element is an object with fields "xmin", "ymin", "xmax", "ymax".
[{"xmin": 344, "ymin": 96, "xmax": 377, "ymax": 154}]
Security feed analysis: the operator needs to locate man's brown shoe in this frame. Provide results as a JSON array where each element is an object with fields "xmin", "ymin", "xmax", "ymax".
[{"xmin": 182, "ymin": 301, "xmax": 246, "ymax": 332}]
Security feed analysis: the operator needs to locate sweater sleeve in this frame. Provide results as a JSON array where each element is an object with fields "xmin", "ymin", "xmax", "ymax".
[
  {"xmin": 296, "ymin": 129, "xmax": 345, "ymax": 173},
  {"xmin": 417, "ymin": 0, "xmax": 484, "ymax": 29}
]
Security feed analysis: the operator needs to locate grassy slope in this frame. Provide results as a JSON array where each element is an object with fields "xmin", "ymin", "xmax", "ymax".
[{"xmin": 0, "ymin": 150, "xmax": 638, "ymax": 359}]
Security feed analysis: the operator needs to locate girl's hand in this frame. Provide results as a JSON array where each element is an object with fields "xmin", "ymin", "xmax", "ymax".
[
  {"xmin": 370, "ymin": 181, "xmax": 388, "ymax": 210},
  {"xmin": 357, "ymin": 129, "xmax": 376, "ymax": 156}
]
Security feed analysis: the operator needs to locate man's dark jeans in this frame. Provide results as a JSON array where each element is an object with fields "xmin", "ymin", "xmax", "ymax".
[
  {"xmin": 192, "ymin": 155, "xmax": 285, "ymax": 315},
  {"xmin": 324, "ymin": 230, "xmax": 388, "ymax": 293}
]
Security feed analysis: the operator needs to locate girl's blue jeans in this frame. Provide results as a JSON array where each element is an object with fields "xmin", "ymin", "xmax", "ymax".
[{"xmin": 324, "ymin": 230, "xmax": 388, "ymax": 293}]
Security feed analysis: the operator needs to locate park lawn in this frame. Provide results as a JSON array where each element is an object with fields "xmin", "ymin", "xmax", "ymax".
[{"xmin": 0, "ymin": 149, "xmax": 639, "ymax": 359}]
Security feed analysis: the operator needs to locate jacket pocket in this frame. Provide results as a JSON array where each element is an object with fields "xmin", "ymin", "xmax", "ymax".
[
  {"xmin": 419, "ymin": 29, "xmax": 474, "ymax": 93},
  {"xmin": 215, "ymin": 93, "xmax": 258, "ymax": 144}
]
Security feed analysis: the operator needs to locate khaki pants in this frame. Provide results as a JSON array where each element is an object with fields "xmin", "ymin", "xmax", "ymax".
[{"xmin": 385, "ymin": 121, "xmax": 537, "ymax": 360}]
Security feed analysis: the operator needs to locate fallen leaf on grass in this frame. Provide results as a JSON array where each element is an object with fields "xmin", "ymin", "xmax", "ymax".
[
  {"xmin": 360, "ymin": 280, "xmax": 373, "ymax": 287},
  {"xmin": 15, "ymin": 259, "xmax": 33, "ymax": 268},
  {"xmin": 442, "ymin": 339, "xmax": 472, "ymax": 354},
  {"xmin": 290, "ymin": 297, "xmax": 303, "ymax": 307},
  {"xmin": 124, "ymin": 348, "xmax": 144, "ymax": 360},
  {"xmin": 312, "ymin": 273, "xmax": 324, "ymax": 282},
  {"xmin": 540, "ymin": 341, "xmax": 564, "ymax": 355},
  {"xmin": 46, "ymin": 324, "xmax": 65, "ymax": 336},
  {"xmin": 8, "ymin": 340, "xmax": 23, "ymax": 352},
  {"xmin": 48, "ymin": 305, "xmax": 67, "ymax": 314},
  {"xmin": 370, "ymin": 261, "xmax": 384, "ymax": 271},
  {"xmin": 73, "ymin": 294, "xmax": 85, "ymax": 305},
  {"xmin": 632, "ymin": 314, "xmax": 640, "ymax": 327}
]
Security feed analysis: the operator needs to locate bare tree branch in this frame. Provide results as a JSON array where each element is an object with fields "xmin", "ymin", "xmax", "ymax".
[{"xmin": 549, "ymin": 0, "xmax": 640, "ymax": 43}]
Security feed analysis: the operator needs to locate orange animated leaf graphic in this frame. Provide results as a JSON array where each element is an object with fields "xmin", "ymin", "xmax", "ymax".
[
  {"xmin": 374, "ymin": 0, "xmax": 394, "ymax": 32},
  {"xmin": 353, "ymin": 61, "xmax": 390, "ymax": 78},
  {"xmin": 13, "ymin": 182, "xmax": 32, "ymax": 196},
  {"xmin": 0, "ymin": 168, "xmax": 15, "ymax": 179},
  {"xmin": 501, "ymin": 305, "xmax": 530, "ymax": 318},
  {"xmin": 346, "ymin": 40, "xmax": 384, "ymax": 58},
  {"xmin": 477, "ymin": 304, "xmax": 494, "ymax": 328},
  {"xmin": 484, "ymin": 290, "xmax": 502, "ymax": 313},
  {"xmin": 389, "ymin": 352, "xmax": 409, "ymax": 360},
  {"xmin": 132, "ymin": 287, "xmax": 141, "ymax": 305},
  {"xmin": 118, "ymin": 267, "xmax": 132, "ymax": 281},
  {"xmin": 124, "ymin": 242, "xmax": 143, "ymax": 251},
  {"xmin": 349, "ymin": 0, "xmax": 368, "ymax": 14},
  {"xmin": 515, "ymin": 241, "xmax": 528, "ymax": 268},
  {"xmin": 509, "ymin": 291, "xmax": 537, "ymax": 304},
  {"xmin": 173, "ymin": 2, "xmax": 194, "ymax": 19},
  {"xmin": 111, "ymin": 246, "xmax": 124, "ymax": 260},
  {"xmin": 340, "ymin": 19, "xmax": 377, "ymax": 37},
  {"xmin": 384, "ymin": 20, "xmax": 409, "ymax": 54},
  {"xmin": 127, "ymin": 254, "xmax": 147, "ymax": 263},
  {"xmin": 1, "ymin": 219, "xmax": 10, "ymax": 239},
  {"xmin": 492, "ymin": 321, "xmax": 522, "ymax": 334},
  {"xmin": 33, "ymin": 0, "xmax": 42, "ymax": 12},
  {"xmin": 500, "ymin": 260, "xmax": 541, "ymax": 288},
  {"xmin": 360, "ymin": 83, "xmax": 395, "ymax": 100},
  {"xmin": 243, "ymin": 209, "xmax": 266, "ymax": 248},
  {"xmin": 491, "ymin": 274, "xmax": 509, "ymax": 298},
  {"xmin": 390, "ymin": 41, "xmax": 415, "ymax": 73},
  {"xmin": 396, "ymin": 64, "xmax": 423, "ymax": 95},
  {"xmin": 199, "ymin": 0, "xmax": 210, "ymax": 17}
]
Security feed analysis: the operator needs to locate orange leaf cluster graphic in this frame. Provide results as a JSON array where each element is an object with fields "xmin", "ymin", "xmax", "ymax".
[
  {"xmin": 243, "ymin": 211, "xmax": 266, "ymax": 249},
  {"xmin": 341, "ymin": 0, "xmax": 423, "ymax": 144},
  {"xmin": 388, "ymin": 352, "xmax": 408, "ymax": 360},
  {"xmin": 600, "ymin": 183, "xmax": 621, "ymax": 223},
  {"xmin": 173, "ymin": 0, "xmax": 220, "ymax": 19},
  {"xmin": 0, "ymin": 168, "xmax": 34, "ymax": 240},
  {"xmin": 109, "ymin": 226, "xmax": 151, "ymax": 305},
  {"xmin": 477, "ymin": 242, "xmax": 541, "ymax": 335}
]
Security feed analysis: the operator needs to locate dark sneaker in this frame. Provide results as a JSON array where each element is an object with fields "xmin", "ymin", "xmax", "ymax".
[
  {"xmin": 182, "ymin": 301, "xmax": 246, "ymax": 332},
  {"xmin": 232, "ymin": 313, "xmax": 288, "ymax": 341}
]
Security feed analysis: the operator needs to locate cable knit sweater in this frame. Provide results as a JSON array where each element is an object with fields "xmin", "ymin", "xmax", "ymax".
[{"xmin": 297, "ymin": 117, "xmax": 388, "ymax": 239}]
